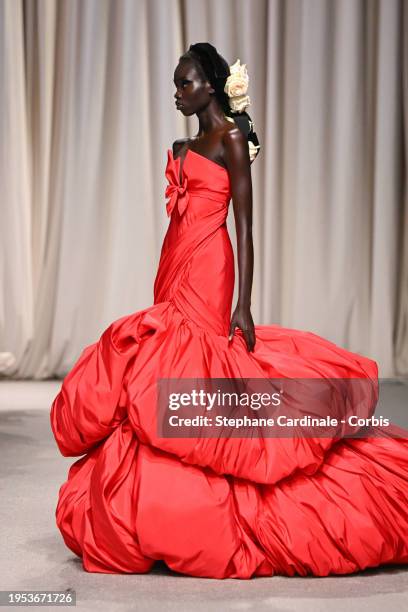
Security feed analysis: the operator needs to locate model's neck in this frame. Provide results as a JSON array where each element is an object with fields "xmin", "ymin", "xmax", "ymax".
[{"xmin": 195, "ymin": 100, "xmax": 227, "ymax": 135}]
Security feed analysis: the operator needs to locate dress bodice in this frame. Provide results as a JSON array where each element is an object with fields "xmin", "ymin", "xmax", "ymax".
[{"xmin": 165, "ymin": 148, "xmax": 231, "ymax": 217}]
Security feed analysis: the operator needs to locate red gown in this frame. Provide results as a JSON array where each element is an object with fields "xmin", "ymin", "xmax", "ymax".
[{"xmin": 50, "ymin": 148, "xmax": 408, "ymax": 578}]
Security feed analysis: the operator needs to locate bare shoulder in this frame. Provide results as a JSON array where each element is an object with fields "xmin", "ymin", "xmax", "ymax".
[
  {"xmin": 222, "ymin": 122, "xmax": 249, "ymax": 162},
  {"xmin": 172, "ymin": 138, "xmax": 190, "ymax": 156}
]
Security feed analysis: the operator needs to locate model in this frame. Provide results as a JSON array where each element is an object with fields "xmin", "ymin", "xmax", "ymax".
[{"xmin": 50, "ymin": 42, "xmax": 408, "ymax": 579}]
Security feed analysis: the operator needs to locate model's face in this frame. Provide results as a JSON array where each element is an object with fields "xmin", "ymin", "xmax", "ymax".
[{"xmin": 173, "ymin": 59, "xmax": 214, "ymax": 116}]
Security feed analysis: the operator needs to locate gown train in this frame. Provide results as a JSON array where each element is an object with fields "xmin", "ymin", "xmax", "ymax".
[{"xmin": 50, "ymin": 147, "xmax": 408, "ymax": 578}]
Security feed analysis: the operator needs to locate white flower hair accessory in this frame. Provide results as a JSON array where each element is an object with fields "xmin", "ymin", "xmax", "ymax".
[
  {"xmin": 223, "ymin": 58, "xmax": 260, "ymax": 163},
  {"xmin": 224, "ymin": 59, "xmax": 251, "ymax": 113}
]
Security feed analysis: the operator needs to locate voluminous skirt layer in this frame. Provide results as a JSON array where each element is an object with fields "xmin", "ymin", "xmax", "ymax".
[{"xmin": 50, "ymin": 299, "xmax": 408, "ymax": 578}]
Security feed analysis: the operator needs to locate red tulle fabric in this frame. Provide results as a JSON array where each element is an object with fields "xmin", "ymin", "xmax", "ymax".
[{"xmin": 50, "ymin": 148, "xmax": 408, "ymax": 578}]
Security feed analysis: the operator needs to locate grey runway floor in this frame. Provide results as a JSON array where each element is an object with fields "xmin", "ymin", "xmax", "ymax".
[{"xmin": 0, "ymin": 380, "xmax": 407, "ymax": 612}]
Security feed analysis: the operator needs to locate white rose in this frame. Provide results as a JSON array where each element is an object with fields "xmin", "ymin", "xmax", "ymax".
[
  {"xmin": 224, "ymin": 76, "xmax": 248, "ymax": 97},
  {"xmin": 224, "ymin": 59, "xmax": 249, "ymax": 97},
  {"xmin": 248, "ymin": 141, "xmax": 260, "ymax": 162},
  {"xmin": 229, "ymin": 94, "xmax": 251, "ymax": 113},
  {"xmin": 229, "ymin": 59, "xmax": 248, "ymax": 77}
]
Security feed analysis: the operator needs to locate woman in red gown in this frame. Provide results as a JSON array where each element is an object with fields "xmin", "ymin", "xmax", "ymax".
[{"xmin": 50, "ymin": 43, "xmax": 408, "ymax": 578}]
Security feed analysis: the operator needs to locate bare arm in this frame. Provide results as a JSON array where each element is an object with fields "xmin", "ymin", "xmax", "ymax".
[{"xmin": 223, "ymin": 128, "xmax": 256, "ymax": 352}]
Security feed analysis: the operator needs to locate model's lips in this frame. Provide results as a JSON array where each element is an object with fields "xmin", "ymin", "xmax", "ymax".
[{"xmin": 175, "ymin": 101, "xmax": 183, "ymax": 109}]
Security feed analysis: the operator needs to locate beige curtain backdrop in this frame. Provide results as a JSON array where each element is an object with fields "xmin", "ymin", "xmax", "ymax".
[{"xmin": 0, "ymin": 0, "xmax": 406, "ymax": 379}]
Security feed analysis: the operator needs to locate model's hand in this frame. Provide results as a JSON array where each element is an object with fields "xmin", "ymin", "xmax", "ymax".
[{"xmin": 228, "ymin": 304, "xmax": 256, "ymax": 352}]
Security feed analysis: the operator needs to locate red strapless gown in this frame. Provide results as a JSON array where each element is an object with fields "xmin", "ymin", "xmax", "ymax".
[{"xmin": 50, "ymin": 148, "xmax": 408, "ymax": 578}]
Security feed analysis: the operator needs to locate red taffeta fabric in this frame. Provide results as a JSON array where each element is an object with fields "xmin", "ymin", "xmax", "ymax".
[{"xmin": 50, "ymin": 148, "xmax": 408, "ymax": 578}]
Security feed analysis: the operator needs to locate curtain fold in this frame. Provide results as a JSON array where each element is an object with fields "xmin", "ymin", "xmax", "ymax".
[
  {"xmin": 0, "ymin": 0, "xmax": 406, "ymax": 378},
  {"xmin": 395, "ymin": 0, "xmax": 408, "ymax": 374}
]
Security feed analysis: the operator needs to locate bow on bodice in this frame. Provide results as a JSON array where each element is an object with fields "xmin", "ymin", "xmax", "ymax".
[{"xmin": 165, "ymin": 150, "xmax": 189, "ymax": 217}]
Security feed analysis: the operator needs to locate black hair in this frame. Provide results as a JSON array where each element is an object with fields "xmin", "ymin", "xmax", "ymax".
[{"xmin": 179, "ymin": 42, "xmax": 260, "ymax": 163}]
